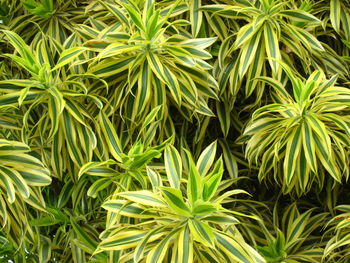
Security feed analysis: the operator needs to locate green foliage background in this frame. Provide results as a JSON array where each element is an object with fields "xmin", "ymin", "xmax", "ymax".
[{"xmin": 0, "ymin": 0, "xmax": 350, "ymax": 262}]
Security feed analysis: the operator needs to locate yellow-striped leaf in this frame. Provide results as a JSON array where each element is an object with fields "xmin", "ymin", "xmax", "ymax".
[
  {"xmin": 98, "ymin": 112, "xmax": 123, "ymax": 162},
  {"xmin": 164, "ymin": 145, "xmax": 182, "ymax": 189},
  {"xmin": 264, "ymin": 21, "xmax": 281, "ymax": 75},
  {"xmin": 52, "ymin": 47, "xmax": 87, "ymax": 70},
  {"xmin": 178, "ymin": 226, "xmax": 193, "ymax": 263},
  {"xmin": 188, "ymin": 219, "xmax": 214, "ymax": 247},
  {"xmin": 117, "ymin": 190, "xmax": 166, "ymax": 207},
  {"xmin": 159, "ymin": 187, "xmax": 191, "ymax": 216},
  {"xmin": 185, "ymin": 149, "xmax": 202, "ymax": 205},
  {"xmin": 196, "ymin": 141, "xmax": 217, "ymax": 177}
]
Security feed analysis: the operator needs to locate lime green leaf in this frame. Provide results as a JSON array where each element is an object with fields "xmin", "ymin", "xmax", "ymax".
[
  {"xmin": 164, "ymin": 145, "xmax": 182, "ymax": 189},
  {"xmin": 330, "ymin": 0, "xmax": 341, "ymax": 32},
  {"xmin": 39, "ymin": 235, "xmax": 51, "ymax": 263},
  {"xmin": 196, "ymin": 141, "xmax": 217, "ymax": 177},
  {"xmin": 280, "ymin": 10, "xmax": 321, "ymax": 23},
  {"xmin": 146, "ymin": 229, "xmax": 179, "ymax": 263},
  {"xmin": 177, "ymin": 225, "xmax": 193, "ymax": 263},
  {"xmin": 102, "ymin": 199, "xmax": 155, "ymax": 218},
  {"xmin": 159, "ymin": 187, "xmax": 191, "ymax": 216},
  {"xmin": 98, "ymin": 112, "xmax": 123, "ymax": 162},
  {"xmin": 52, "ymin": 47, "xmax": 87, "ymax": 70},
  {"xmin": 215, "ymin": 232, "xmax": 253, "ymax": 263},
  {"xmin": 188, "ymin": 219, "xmax": 215, "ymax": 247},
  {"xmin": 117, "ymin": 190, "xmax": 166, "ymax": 207},
  {"xmin": 185, "ymin": 149, "xmax": 202, "ymax": 205},
  {"xmin": 100, "ymin": 229, "xmax": 147, "ymax": 251},
  {"xmin": 264, "ymin": 21, "xmax": 281, "ymax": 74}
]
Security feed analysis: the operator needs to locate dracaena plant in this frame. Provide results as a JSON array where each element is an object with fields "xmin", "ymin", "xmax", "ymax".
[
  {"xmin": 315, "ymin": 0, "xmax": 350, "ymax": 42},
  {"xmin": 81, "ymin": 0, "xmax": 218, "ymax": 128},
  {"xmin": 239, "ymin": 64, "xmax": 350, "ymax": 195},
  {"xmin": 1, "ymin": 0, "xmax": 350, "ymax": 261},
  {"xmin": 79, "ymin": 109, "xmax": 172, "ymax": 197},
  {"xmin": 203, "ymin": 0, "xmax": 347, "ymax": 103},
  {"xmin": 97, "ymin": 142, "xmax": 265, "ymax": 263},
  {"xmin": 311, "ymin": 0, "xmax": 350, "ymax": 67},
  {"xmin": 4, "ymin": 0, "xmax": 88, "ymax": 44},
  {"xmin": 243, "ymin": 203, "xmax": 329, "ymax": 263},
  {"xmin": 0, "ymin": 139, "xmax": 51, "ymax": 206},
  {"xmin": 35, "ymin": 112, "xmax": 173, "ymax": 262},
  {"xmin": 0, "ymin": 139, "xmax": 51, "ymax": 259},
  {"xmin": 323, "ymin": 205, "xmax": 350, "ymax": 262},
  {"xmin": 0, "ymin": 30, "xmax": 106, "ymax": 179},
  {"xmin": 28, "ymin": 203, "xmax": 110, "ymax": 262}
]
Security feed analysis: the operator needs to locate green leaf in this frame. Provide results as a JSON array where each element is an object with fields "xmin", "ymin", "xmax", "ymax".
[
  {"xmin": 98, "ymin": 44, "xmax": 141, "ymax": 60},
  {"xmin": 177, "ymin": 226, "xmax": 193, "ymax": 263},
  {"xmin": 190, "ymin": 0, "xmax": 202, "ymax": 37},
  {"xmin": 87, "ymin": 178, "xmax": 112, "ymax": 197},
  {"xmin": 330, "ymin": 0, "xmax": 341, "ymax": 32},
  {"xmin": 122, "ymin": 3, "xmax": 145, "ymax": 31},
  {"xmin": 301, "ymin": 120, "xmax": 317, "ymax": 173},
  {"xmin": 100, "ymin": 229, "xmax": 147, "ymax": 251},
  {"xmin": 192, "ymin": 200, "xmax": 218, "ymax": 215},
  {"xmin": 2, "ymin": 30, "xmax": 39, "ymax": 74},
  {"xmin": 280, "ymin": 10, "xmax": 321, "ymax": 23},
  {"xmin": 0, "ymin": 170, "xmax": 16, "ymax": 203},
  {"xmin": 164, "ymin": 145, "xmax": 182, "ymax": 189},
  {"xmin": 215, "ymin": 232, "xmax": 253, "ymax": 263},
  {"xmin": 146, "ymin": 229, "xmax": 179, "ymax": 263},
  {"xmin": 184, "ymin": 149, "xmax": 202, "ymax": 205},
  {"xmin": 140, "ymin": 105, "xmax": 162, "ymax": 131},
  {"xmin": 203, "ymin": 158, "xmax": 224, "ymax": 201},
  {"xmin": 102, "ymin": 200, "xmax": 155, "ymax": 218},
  {"xmin": 188, "ymin": 219, "xmax": 215, "ymax": 247},
  {"xmin": 99, "ymin": 112, "xmax": 123, "ymax": 162},
  {"xmin": 235, "ymin": 21, "xmax": 263, "ymax": 48},
  {"xmin": 159, "ymin": 187, "xmax": 191, "ymax": 216},
  {"xmin": 78, "ymin": 160, "xmax": 116, "ymax": 179},
  {"xmin": 264, "ymin": 21, "xmax": 281, "ymax": 74},
  {"xmin": 239, "ymin": 30, "xmax": 262, "ymax": 77},
  {"xmin": 134, "ymin": 228, "xmax": 166, "ymax": 262},
  {"xmin": 39, "ymin": 235, "xmax": 51, "ymax": 263},
  {"xmin": 16, "ymin": 167, "xmax": 51, "ymax": 186},
  {"xmin": 0, "ymin": 166, "xmax": 30, "ymax": 199},
  {"xmin": 52, "ymin": 47, "xmax": 87, "ymax": 71},
  {"xmin": 196, "ymin": 141, "xmax": 217, "ymax": 177},
  {"xmin": 218, "ymin": 140, "xmax": 238, "ymax": 179},
  {"xmin": 47, "ymin": 87, "xmax": 65, "ymax": 138},
  {"xmin": 61, "ymin": 111, "xmax": 84, "ymax": 166},
  {"xmin": 117, "ymin": 190, "xmax": 167, "ymax": 207},
  {"xmin": 146, "ymin": 167, "xmax": 163, "ymax": 190},
  {"xmin": 283, "ymin": 125, "xmax": 302, "ymax": 184}
]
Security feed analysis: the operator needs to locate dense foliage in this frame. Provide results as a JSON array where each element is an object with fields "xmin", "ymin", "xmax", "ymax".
[{"xmin": 0, "ymin": 0, "xmax": 350, "ymax": 262}]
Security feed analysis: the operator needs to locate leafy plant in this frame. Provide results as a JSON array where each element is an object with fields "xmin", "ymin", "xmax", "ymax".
[
  {"xmin": 79, "ymin": 117, "xmax": 172, "ymax": 197},
  {"xmin": 82, "ymin": 0, "xmax": 218, "ymax": 127},
  {"xmin": 240, "ymin": 65, "xmax": 350, "ymax": 195},
  {"xmin": 22, "ymin": 0, "xmax": 55, "ymax": 18},
  {"xmin": 246, "ymin": 203, "xmax": 329, "ymax": 263},
  {"xmin": 203, "ymin": 0, "xmax": 347, "ymax": 104},
  {"xmin": 98, "ymin": 142, "xmax": 265, "ymax": 263},
  {"xmin": 324, "ymin": 205, "xmax": 350, "ymax": 262},
  {"xmin": 3, "ymin": 0, "xmax": 88, "ymax": 44},
  {"xmin": 0, "ymin": 30, "xmax": 103, "ymax": 180},
  {"xmin": 0, "ymin": 139, "xmax": 51, "ymax": 261},
  {"xmin": 0, "ymin": 0, "xmax": 350, "ymax": 262}
]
